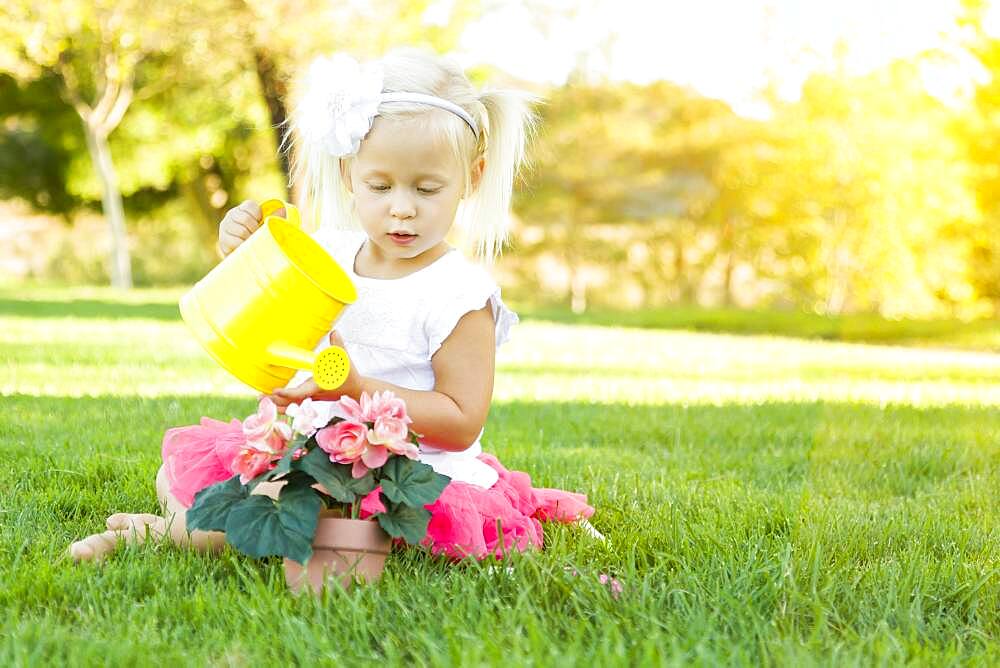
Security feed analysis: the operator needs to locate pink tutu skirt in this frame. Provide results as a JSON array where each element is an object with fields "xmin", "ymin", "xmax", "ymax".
[{"xmin": 162, "ymin": 419, "xmax": 595, "ymax": 560}]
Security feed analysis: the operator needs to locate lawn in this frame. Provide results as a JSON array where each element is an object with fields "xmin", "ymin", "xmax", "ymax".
[{"xmin": 1, "ymin": 286, "xmax": 998, "ymax": 666}]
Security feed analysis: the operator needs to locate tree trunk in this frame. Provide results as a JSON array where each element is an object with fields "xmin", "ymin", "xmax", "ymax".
[
  {"xmin": 253, "ymin": 46, "xmax": 294, "ymax": 201},
  {"xmin": 721, "ymin": 252, "xmax": 735, "ymax": 307},
  {"xmin": 824, "ymin": 209, "xmax": 851, "ymax": 315},
  {"xmin": 719, "ymin": 218, "xmax": 735, "ymax": 307},
  {"xmin": 673, "ymin": 236, "xmax": 691, "ymax": 302},
  {"xmin": 570, "ymin": 269, "xmax": 587, "ymax": 314},
  {"xmin": 83, "ymin": 124, "xmax": 132, "ymax": 289}
]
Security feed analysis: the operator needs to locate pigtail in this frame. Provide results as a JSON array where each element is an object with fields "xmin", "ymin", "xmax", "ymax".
[
  {"xmin": 461, "ymin": 90, "xmax": 538, "ymax": 261},
  {"xmin": 286, "ymin": 138, "xmax": 354, "ymax": 234},
  {"xmin": 283, "ymin": 58, "xmax": 363, "ymax": 233}
]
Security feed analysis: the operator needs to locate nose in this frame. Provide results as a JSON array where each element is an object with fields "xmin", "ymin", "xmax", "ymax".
[{"xmin": 389, "ymin": 190, "xmax": 416, "ymax": 220}]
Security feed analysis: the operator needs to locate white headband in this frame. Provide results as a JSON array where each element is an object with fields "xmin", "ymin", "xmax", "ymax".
[
  {"xmin": 296, "ymin": 54, "xmax": 479, "ymax": 159},
  {"xmin": 379, "ymin": 92, "xmax": 478, "ymax": 137}
]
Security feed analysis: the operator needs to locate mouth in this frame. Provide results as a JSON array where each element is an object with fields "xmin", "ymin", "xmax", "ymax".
[{"xmin": 388, "ymin": 232, "xmax": 417, "ymax": 246}]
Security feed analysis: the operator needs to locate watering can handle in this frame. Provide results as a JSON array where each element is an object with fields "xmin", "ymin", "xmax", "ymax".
[{"xmin": 259, "ymin": 198, "xmax": 316, "ymax": 233}]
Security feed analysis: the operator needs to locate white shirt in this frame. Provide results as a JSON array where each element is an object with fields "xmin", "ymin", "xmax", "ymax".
[{"xmin": 288, "ymin": 228, "xmax": 518, "ymax": 489}]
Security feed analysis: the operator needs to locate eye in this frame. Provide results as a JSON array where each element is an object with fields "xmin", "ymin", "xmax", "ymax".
[
  {"xmin": 367, "ymin": 183, "xmax": 389, "ymax": 192},
  {"xmin": 417, "ymin": 187, "xmax": 442, "ymax": 195}
]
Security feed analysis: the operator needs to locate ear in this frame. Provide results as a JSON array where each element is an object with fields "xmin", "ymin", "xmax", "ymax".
[
  {"xmin": 339, "ymin": 158, "xmax": 354, "ymax": 194},
  {"xmin": 467, "ymin": 155, "xmax": 486, "ymax": 195}
]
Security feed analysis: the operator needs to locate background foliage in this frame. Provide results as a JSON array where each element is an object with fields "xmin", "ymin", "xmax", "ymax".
[{"xmin": 2, "ymin": 1, "xmax": 1000, "ymax": 320}]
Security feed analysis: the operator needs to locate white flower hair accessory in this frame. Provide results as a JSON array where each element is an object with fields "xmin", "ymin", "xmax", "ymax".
[
  {"xmin": 295, "ymin": 53, "xmax": 480, "ymax": 159},
  {"xmin": 296, "ymin": 54, "xmax": 385, "ymax": 158}
]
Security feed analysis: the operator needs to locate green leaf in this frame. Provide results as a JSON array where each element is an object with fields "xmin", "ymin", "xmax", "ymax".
[
  {"xmin": 376, "ymin": 497, "xmax": 432, "ymax": 544},
  {"xmin": 379, "ymin": 456, "xmax": 450, "ymax": 507},
  {"xmin": 186, "ymin": 476, "xmax": 248, "ymax": 533},
  {"xmin": 281, "ymin": 469, "xmax": 317, "ymax": 489},
  {"xmin": 295, "ymin": 447, "xmax": 375, "ymax": 503},
  {"xmin": 223, "ymin": 484, "xmax": 322, "ymax": 564}
]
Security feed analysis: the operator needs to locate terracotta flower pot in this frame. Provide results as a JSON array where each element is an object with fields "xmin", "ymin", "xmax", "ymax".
[{"xmin": 283, "ymin": 511, "xmax": 392, "ymax": 594}]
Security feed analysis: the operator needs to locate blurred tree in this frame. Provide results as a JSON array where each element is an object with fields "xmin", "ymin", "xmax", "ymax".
[
  {"xmin": 515, "ymin": 78, "xmax": 742, "ymax": 311},
  {"xmin": 0, "ymin": 1, "xmax": 213, "ymax": 288},
  {"xmin": 957, "ymin": 0, "xmax": 1000, "ymax": 311},
  {"xmin": 0, "ymin": 0, "xmax": 481, "ymax": 287},
  {"xmin": 0, "ymin": 71, "xmax": 81, "ymax": 217},
  {"xmin": 753, "ymin": 61, "xmax": 976, "ymax": 316},
  {"xmin": 515, "ymin": 59, "xmax": 977, "ymax": 317}
]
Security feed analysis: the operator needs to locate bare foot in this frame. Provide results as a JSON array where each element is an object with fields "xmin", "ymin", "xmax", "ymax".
[{"xmin": 68, "ymin": 513, "xmax": 168, "ymax": 562}]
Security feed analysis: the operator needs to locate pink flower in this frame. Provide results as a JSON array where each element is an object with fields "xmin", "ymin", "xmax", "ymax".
[
  {"xmin": 318, "ymin": 391, "xmax": 419, "ymax": 476},
  {"xmin": 339, "ymin": 390, "xmax": 412, "ymax": 424},
  {"xmin": 349, "ymin": 443, "xmax": 389, "ymax": 479},
  {"xmin": 242, "ymin": 397, "xmax": 291, "ymax": 453},
  {"xmin": 598, "ymin": 573, "xmax": 624, "ymax": 599},
  {"xmin": 369, "ymin": 411, "xmax": 419, "ymax": 459},
  {"xmin": 360, "ymin": 443, "xmax": 389, "ymax": 470},
  {"xmin": 337, "ymin": 395, "xmax": 366, "ymax": 423},
  {"xmin": 369, "ymin": 415, "xmax": 409, "ymax": 445},
  {"xmin": 315, "ymin": 421, "xmax": 368, "ymax": 464},
  {"xmin": 364, "ymin": 390, "xmax": 410, "ymax": 423},
  {"xmin": 385, "ymin": 439, "xmax": 420, "ymax": 459},
  {"xmin": 231, "ymin": 446, "xmax": 274, "ymax": 484},
  {"xmin": 564, "ymin": 567, "xmax": 624, "ymax": 600},
  {"xmin": 286, "ymin": 398, "xmax": 336, "ymax": 437}
]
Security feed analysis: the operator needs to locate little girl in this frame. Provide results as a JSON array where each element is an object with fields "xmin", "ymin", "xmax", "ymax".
[{"xmin": 70, "ymin": 48, "xmax": 597, "ymax": 562}]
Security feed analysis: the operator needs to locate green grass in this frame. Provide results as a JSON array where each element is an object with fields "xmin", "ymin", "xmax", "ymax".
[
  {"xmin": 1, "ymin": 286, "xmax": 998, "ymax": 666},
  {"xmin": 517, "ymin": 303, "xmax": 1000, "ymax": 351}
]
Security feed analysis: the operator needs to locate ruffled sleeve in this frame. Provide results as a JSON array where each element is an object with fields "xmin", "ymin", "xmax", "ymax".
[{"xmin": 423, "ymin": 259, "xmax": 519, "ymax": 358}]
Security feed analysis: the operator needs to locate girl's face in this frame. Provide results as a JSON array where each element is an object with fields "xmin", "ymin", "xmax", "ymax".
[{"xmin": 346, "ymin": 116, "xmax": 480, "ymax": 268}]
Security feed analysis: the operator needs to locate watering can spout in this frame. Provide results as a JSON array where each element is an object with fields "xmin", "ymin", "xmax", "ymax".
[
  {"xmin": 180, "ymin": 198, "xmax": 357, "ymax": 393},
  {"xmin": 264, "ymin": 342, "xmax": 350, "ymax": 390}
]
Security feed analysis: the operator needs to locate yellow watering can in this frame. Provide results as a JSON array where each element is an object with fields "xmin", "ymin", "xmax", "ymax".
[{"xmin": 180, "ymin": 199, "xmax": 357, "ymax": 393}]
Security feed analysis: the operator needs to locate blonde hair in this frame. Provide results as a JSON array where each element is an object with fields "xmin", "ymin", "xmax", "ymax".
[{"xmin": 286, "ymin": 48, "xmax": 536, "ymax": 261}]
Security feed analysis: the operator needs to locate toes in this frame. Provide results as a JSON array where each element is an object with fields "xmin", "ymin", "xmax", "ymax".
[
  {"xmin": 126, "ymin": 513, "xmax": 164, "ymax": 530},
  {"xmin": 106, "ymin": 513, "xmax": 163, "ymax": 531},
  {"xmin": 71, "ymin": 514, "xmax": 171, "ymax": 564},
  {"xmin": 68, "ymin": 540, "xmax": 93, "ymax": 562},
  {"xmin": 69, "ymin": 531, "xmax": 118, "ymax": 563}
]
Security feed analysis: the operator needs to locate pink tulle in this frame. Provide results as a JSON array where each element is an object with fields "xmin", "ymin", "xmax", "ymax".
[
  {"xmin": 162, "ymin": 420, "xmax": 595, "ymax": 560},
  {"xmin": 161, "ymin": 418, "xmax": 246, "ymax": 508},
  {"xmin": 360, "ymin": 452, "xmax": 594, "ymax": 560}
]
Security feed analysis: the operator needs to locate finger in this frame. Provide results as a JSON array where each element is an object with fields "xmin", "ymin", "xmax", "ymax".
[
  {"xmin": 219, "ymin": 231, "xmax": 245, "ymax": 253},
  {"xmin": 329, "ymin": 330, "xmax": 344, "ymax": 346},
  {"xmin": 270, "ymin": 384, "xmax": 310, "ymax": 406},
  {"xmin": 229, "ymin": 210, "xmax": 261, "ymax": 233},
  {"xmin": 279, "ymin": 378, "xmax": 322, "ymax": 404},
  {"xmin": 220, "ymin": 220, "xmax": 255, "ymax": 243},
  {"xmin": 239, "ymin": 199, "xmax": 262, "ymax": 220},
  {"xmin": 268, "ymin": 393, "xmax": 291, "ymax": 413},
  {"xmin": 219, "ymin": 211, "xmax": 253, "ymax": 236}
]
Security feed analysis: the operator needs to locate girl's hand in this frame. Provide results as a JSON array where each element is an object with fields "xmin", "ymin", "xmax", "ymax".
[
  {"xmin": 218, "ymin": 200, "xmax": 286, "ymax": 256},
  {"xmin": 266, "ymin": 331, "xmax": 363, "ymax": 411}
]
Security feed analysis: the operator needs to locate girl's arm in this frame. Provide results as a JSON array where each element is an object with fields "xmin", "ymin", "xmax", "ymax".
[{"xmin": 269, "ymin": 303, "xmax": 496, "ymax": 452}]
